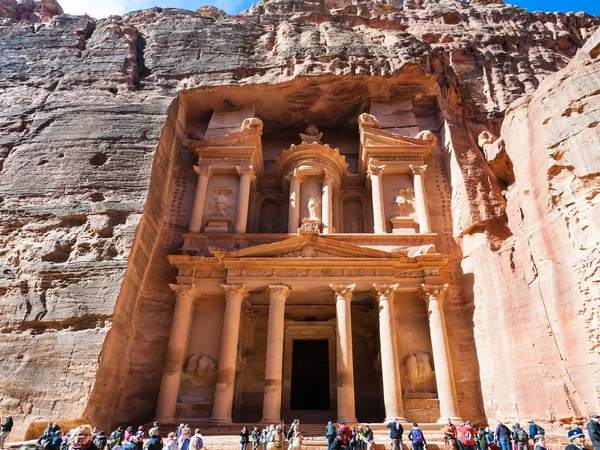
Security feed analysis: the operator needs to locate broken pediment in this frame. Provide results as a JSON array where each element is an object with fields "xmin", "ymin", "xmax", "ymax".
[{"xmin": 210, "ymin": 235, "xmax": 404, "ymax": 260}]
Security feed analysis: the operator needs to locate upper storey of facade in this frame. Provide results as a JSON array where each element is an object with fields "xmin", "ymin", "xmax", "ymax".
[{"xmin": 182, "ymin": 100, "xmax": 440, "ymax": 256}]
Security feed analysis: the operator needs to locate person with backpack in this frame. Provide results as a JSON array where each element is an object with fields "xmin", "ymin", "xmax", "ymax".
[
  {"xmin": 109, "ymin": 427, "xmax": 125, "ymax": 450},
  {"xmin": 495, "ymin": 422, "xmax": 512, "ymax": 450},
  {"xmin": 458, "ymin": 421, "xmax": 476, "ymax": 450},
  {"xmin": 386, "ymin": 418, "xmax": 404, "ymax": 450},
  {"xmin": 587, "ymin": 415, "xmax": 600, "ymax": 450},
  {"xmin": 477, "ymin": 428, "xmax": 488, "ymax": 450},
  {"xmin": 49, "ymin": 431, "xmax": 65, "ymax": 450},
  {"xmin": 513, "ymin": 424, "xmax": 529, "ymax": 450},
  {"xmin": 94, "ymin": 431, "xmax": 107, "ymax": 450},
  {"xmin": 527, "ymin": 421, "xmax": 544, "ymax": 445},
  {"xmin": 408, "ymin": 423, "xmax": 427, "ymax": 450},
  {"xmin": 287, "ymin": 420, "xmax": 299, "ymax": 450}
]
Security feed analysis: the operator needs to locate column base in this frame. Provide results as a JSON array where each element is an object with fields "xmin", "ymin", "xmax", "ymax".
[
  {"xmin": 437, "ymin": 416, "xmax": 463, "ymax": 424},
  {"xmin": 337, "ymin": 417, "xmax": 358, "ymax": 424},
  {"xmin": 210, "ymin": 418, "xmax": 233, "ymax": 425}
]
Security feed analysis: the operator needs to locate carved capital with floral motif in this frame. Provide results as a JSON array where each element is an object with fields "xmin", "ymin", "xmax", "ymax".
[
  {"xmin": 373, "ymin": 283, "xmax": 398, "ymax": 303},
  {"xmin": 367, "ymin": 164, "xmax": 385, "ymax": 177},
  {"xmin": 330, "ymin": 283, "xmax": 355, "ymax": 302},
  {"xmin": 410, "ymin": 164, "xmax": 427, "ymax": 176},
  {"xmin": 267, "ymin": 284, "xmax": 291, "ymax": 302},
  {"xmin": 420, "ymin": 283, "xmax": 449, "ymax": 306},
  {"xmin": 221, "ymin": 284, "xmax": 248, "ymax": 303},
  {"xmin": 194, "ymin": 165, "xmax": 213, "ymax": 178}
]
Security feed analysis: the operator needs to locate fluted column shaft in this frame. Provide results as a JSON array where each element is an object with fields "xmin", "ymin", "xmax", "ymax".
[
  {"xmin": 189, "ymin": 166, "xmax": 212, "ymax": 232},
  {"xmin": 374, "ymin": 284, "xmax": 405, "ymax": 421},
  {"xmin": 410, "ymin": 165, "xmax": 431, "ymax": 234},
  {"xmin": 155, "ymin": 286, "xmax": 196, "ymax": 421},
  {"xmin": 322, "ymin": 172, "xmax": 333, "ymax": 234},
  {"xmin": 262, "ymin": 285, "xmax": 291, "ymax": 423},
  {"xmin": 422, "ymin": 284, "xmax": 461, "ymax": 422},
  {"xmin": 368, "ymin": 164, "xmax": 386, "ymax": 233},
  {"xmin": 235, "ymin": 166, "xmax": 255, "ymax": 234},
  {"xmin": 287, "ymin": 171, "xmax": 302, "ymax": 233},
  {"xmin": 212, "ymin": 284, "xmax": 247, "ymax": 423},
  {"xmin": 331, "ymin": 284, "xmax": 357, "ymax": 423}
]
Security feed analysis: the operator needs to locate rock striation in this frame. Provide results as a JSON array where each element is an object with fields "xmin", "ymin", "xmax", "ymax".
[{"xmin": 0, "ymin": 0, "xmax": 598, "ymax": 440}]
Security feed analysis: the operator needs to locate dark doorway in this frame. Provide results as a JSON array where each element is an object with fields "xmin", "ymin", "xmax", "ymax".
[{"xmin": 290, "ymin": 339, "xmax": 330, "ymax": 410}]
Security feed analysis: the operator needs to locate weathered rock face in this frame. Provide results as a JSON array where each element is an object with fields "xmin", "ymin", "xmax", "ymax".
[{"xmin": 0, "ymin": 0, "xmax": 599, "ymax": 439}]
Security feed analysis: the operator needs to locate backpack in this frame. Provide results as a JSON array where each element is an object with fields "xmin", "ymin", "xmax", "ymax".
[
  {"xmin": 40, "ymin": 437, "xmax": 53, "ymax": 449},
  {"xmin": 516, "ymin": 429, "xmax": 528, "ymax": 442},
  {"xmin": 196, "ymin": 437, "xmax": 203, "ymax": 450},
  {"xmin": 287, "ymin": 426, "xmax": 295, "ymax": 441},
  {"xmin": 95, "ymin": 435, "xmax": 107, "ymax": 450},
  {"xmin": 109, "ymin": 432, "xmax": 122, "ymax": 449},
  {"xmin": 412, "ymin": 429, "xmax": 424, "ymax": 444},
  {"xmin": 535, "ymin": 426, "xmax": 545, "ymax": 437}
]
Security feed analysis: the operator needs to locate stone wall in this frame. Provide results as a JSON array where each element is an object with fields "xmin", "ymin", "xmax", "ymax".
[{"xmin": 0, "ymin": 0, "xmax": 599, "ymax": 439}]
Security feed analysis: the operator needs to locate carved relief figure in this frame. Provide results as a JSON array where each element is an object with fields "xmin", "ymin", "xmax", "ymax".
[
  {"xmin": 299, "ymin": 124, "xmax": 323, "ymax": 144},
  {"xmin": 307, "ymin": 196, "xmax": 320, "ymax": 220},
  {"xmin": 392, "ymin": 188, "xmax": 414, "ymax": 212},
  {"xmin": 209, "ymin": 187, "xmax": 234, "ymax": 216},
  {"xmin": 405, "ymin": 351, "xmax": 435, "ymax": 393}
]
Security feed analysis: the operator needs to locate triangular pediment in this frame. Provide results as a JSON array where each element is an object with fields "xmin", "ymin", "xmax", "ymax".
[{"xmin": 210, "ymin": 235, "xmax": 400, "ymax": 260}]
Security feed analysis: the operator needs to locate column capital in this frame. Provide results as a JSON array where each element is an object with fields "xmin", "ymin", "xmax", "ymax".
[
  {"xmin": 285, "ymin": 168, "xmax": 306, "ymax": 182},
  {"xmin": 168, "ymin": 284, "xmax": 196, "ymax": 303},
  {"xmin": 221, "ymin": 284, "xmax": 248, "ymax": 302},
  {"xmin": 236, "ymin": 165, "xmax": 256, "ymax": 180},
  {"xmin": 374, "ymin": 283, "xmax": 398, "ymax": 301},
  {"xmin": 323, "ymin": 168, "xmax": 333, "ymax": 181},
  {"xmin": 410, "ymin": 164, "xmax": 427, "ymax": 176},
  {"xmin": 367, "ymin": 163, "xmax": 385, "ymax": 177},
  {"xmin": 330, "ymin": 284, "xmax": 355, "ymax": 301},
  {"xmin": 267, "ymin": 284, "xmax": 291, "ymax": 300},
  {"xmin": 194, "ymin": 165, "xmax": 213, "ymax": 177},
  {"xmin": 421, "ymin": 283, "xmax": 449, "ymax": 302}
]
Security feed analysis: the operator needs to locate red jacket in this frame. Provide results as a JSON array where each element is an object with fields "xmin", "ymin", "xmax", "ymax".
[{"xmin": 458, "ymin": 425, "xmax": 476, "ymax": 446}]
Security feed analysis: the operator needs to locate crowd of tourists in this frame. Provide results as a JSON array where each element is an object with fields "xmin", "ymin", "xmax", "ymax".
[{"xmin": 1, "ymin": 414, "xmax": 600, "ymax": 450}]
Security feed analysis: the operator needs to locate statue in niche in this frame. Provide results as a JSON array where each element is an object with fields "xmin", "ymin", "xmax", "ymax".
[
  {"xmin": 348, "ymin": 217, "xmax": 361, "ymax": 233},
  {"xmin": 307, "ymin": 196, "xmax": 320, "ymax": 220},
  {"xmin": 392, "ymin": 188, "xmax": 414, "ymax": 212},
  {"xmin": 209, "ymin": 187, "xmax": 234, "ymax": 216},
  {"xmin": 405, "ymin": 351, "xmax": 435, "ymax": 392},
  {"xmin": 299, "ymin": 124, "xmax": 323, "ymax": 144},
  {"xmin": 185, "ymin": 354, "xmax": 218, "ymax": 382}
]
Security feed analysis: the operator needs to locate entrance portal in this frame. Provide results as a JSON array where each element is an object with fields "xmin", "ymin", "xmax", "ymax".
[{"xmin": 290, "ymin": 339, "xmax": 330, "ymax": 410}]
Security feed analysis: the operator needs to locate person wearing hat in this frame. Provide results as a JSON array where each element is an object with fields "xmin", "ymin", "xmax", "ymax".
[
  {"xmin": 587, "ymin": 415, "xmax": 600, "ymax": 450},
  {"xmin": 565, "ymin": 429, "xmax": 587, "ymax": 450}
]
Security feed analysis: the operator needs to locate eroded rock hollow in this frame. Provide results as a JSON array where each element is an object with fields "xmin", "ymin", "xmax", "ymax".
[{"xmin": 0, "ymin": 0, "xmax": 599, "ymax": 439}]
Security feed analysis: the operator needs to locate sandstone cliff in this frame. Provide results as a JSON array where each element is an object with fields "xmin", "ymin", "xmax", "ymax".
[{"xmin": 0, "ymin": 0, "xmax": 599, "ymax": 439}]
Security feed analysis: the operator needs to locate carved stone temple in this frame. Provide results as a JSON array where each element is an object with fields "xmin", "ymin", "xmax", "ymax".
[{"xmin": 159, "ymin": 106, "xmax": 459, "ymax": 426}]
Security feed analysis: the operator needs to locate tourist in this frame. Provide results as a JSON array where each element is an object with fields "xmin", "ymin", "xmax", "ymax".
[
  {"xmin": 458, "ymin": 421, "xmax": 476, "ymax": 450},
  {"xmin": 527, "ymin": 420, "xmax": 544, "ymax": 443},
  {"xmin": 587, "ymin": 415, "xmax": 600, "ymax": 450},
  {"xmin": 175, "ymin": 426, "xmax": 185, "ymax": 440},
  {"xmin": 93, "ymin": 431, "xmax": 107, "ymax": 450},
  {"xmin": 136, "ymin": 427, "xmax": 145, "ymax": 440},
  {"xmin": 0, "ymin": 416, "xmax": 13, "ymax": 449},
  {"xmin": 349, "ymin": 426, "xmax": 357, "ymax": 450},
  {"xmin": 121, "ymin": 435, "xmax": 138, "ymax": 450},
  {"xmin": 339, "ymin": 423, "xmax": 351, "ymax": 445},
  {"xmin": 163, "ymin": 433, "xmax": 177, "ymax": 450},
  {"xmin": 512, "ymin": 424, "xmax": 529, "ymax": 450},
  {"xmin": 364, "ymin": 426, "xmax": 374, "ymax": 450},
  {"xmin": 274, "ymin": 425, "xmax": 283, "ymax": 450},
  {"xmin": 252, "ymin": 425, "xmax": 261, "ymax": 450},
  {"xmin": 386, "ymin": 418, "xmax": 404, "ymax": 450},
  {"xmin": 565, "ymin": 429, "xmax": 587, "ymax": 450},
  {"xmin": 287, "ymin": 420, "xmax": 299, "ymax": 449},
  {"xmin": 67, "ymin": 425, "xmax": 98, "ymax": 450},
  {"xmin": 408, "ymin": 423, "xmax": 427, "ymax": 450},
  {"xmin": 148, "ymin": 428, "xmax": 163, "ymax": 450},
  {"xmin": 261, "ymin": 427, "xmax": 269, "ymax": 449},
  {"xmin": 511, "ymin": 426, "xmax": 518, "ymax": 450},
  {"xmin": 486, "ymin": 429, "xmax": 497, "ymax": 450},
  {"xmin": 477, "ymin": 428, "xmax": 487, "ymax": 450},
  {"xmin": 178, "ymin": 429, "xmax": 191, "ymax": 450},
  {"xmin": 108, "ymin": 427, "xmax": 125, "ymax": 450},
  {"xmin": 241, "ymin": 426, "xmax": 250, "ymax": 450},
  {"xmin": 326, "ymin": 422, "xmax": 336, "ymax": 450},
  {"xmin": 356, "ymin": 426, "xmax": 365, "ymax": 450},
  {"xmin": 48, "ymin": 431, "xmax": 64, "ymax": 450},
  {"xmin": 533, "ymin": 435, "xmax": 546, "ymax": 450},
  {"xmin": 443, "ymin": 420, "xmax": 459, "ymax": 450},
  {"xmin": 495, "ymin": 422, "xmax": 512, "ymax": 450},
  {"xmin": 124, "ymin": 427, "xmax": 134, "ymax": 444}
]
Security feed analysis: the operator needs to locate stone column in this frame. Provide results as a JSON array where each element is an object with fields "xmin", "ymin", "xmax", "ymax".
[
  {"xmin": 212, "ymin": 284, "xmax": 248, "ymax": 423},
  {"xmin": 322, "ymin": 170, "xmax": 333, "ymax": 234},
  {"xmin": 410, "ymin": 165, "xmax": 431, "ymax": 234},
  {"xmin": 189, "ymin": 166, "xmax": 212, "ymax": 233},
  {"xmin": 333, "ymin": 191, "xmax": 343, "ymax": 233},
  {"xmin": 287, "ymin": 170, "xmax": 303, "ymax": 233},
  {"xmin": 367, "ymin": 164, "xmax": 386, "ymax": 233},
  {"xmin": 261, "ymin": 285, "xmax": 291, "ymax": 423},
  {"xmin": 235, "ymin": 165, "xmax": 255, "ymax": 234},
  {"xmin": 331, "ymin": 284, "xmax": 357, "ymax": 423},
  {"xmin": 374, "ymin": 283, "xmax": 406, "ymax": 421},
  {"xmin": 422, "ymin": 284, "xmax": 462, "ymax": 422},
  {"xmin": 155, "ymin": 285, "xmax": 196, "ymax": 421}
]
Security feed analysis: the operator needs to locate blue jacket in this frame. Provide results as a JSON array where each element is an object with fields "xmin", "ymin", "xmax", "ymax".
[
  {"xmin": 495, "ymin": 424, "xmax": 511, "ymax": 441},
  {"xmin": 326, "ymin": 424, "xmax": 336, "ymax": 437},
  {"xmin": 587, "ymin": 420, "xmax": 600, "ymax": 447},
  {"xmin": 387, "ymin": 422, "xmax": 404, "ymax": 439}
]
